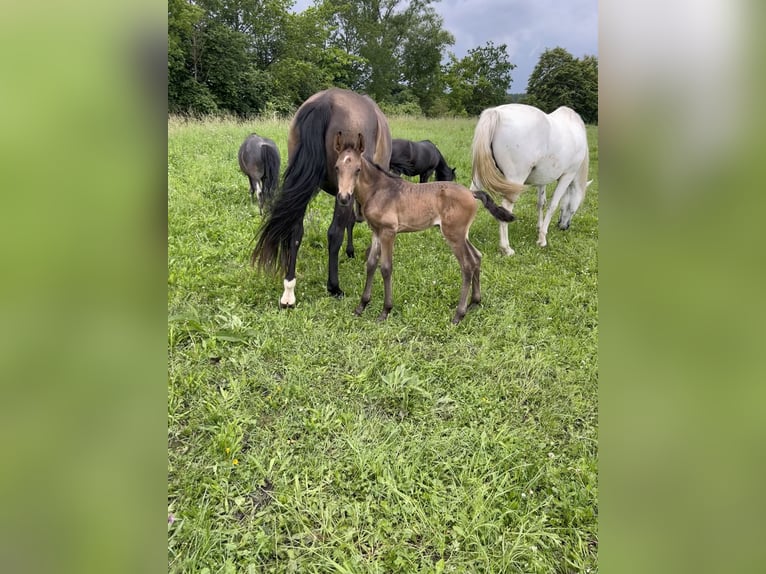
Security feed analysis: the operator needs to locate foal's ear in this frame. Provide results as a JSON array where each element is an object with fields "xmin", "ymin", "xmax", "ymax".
[
  {"xmin": 357, "ymin": 133, "xmax": 365, "ymax": 154},
  {"xmin": 334, "ymin": 131, "xmax": 343, "ymax": 153}
]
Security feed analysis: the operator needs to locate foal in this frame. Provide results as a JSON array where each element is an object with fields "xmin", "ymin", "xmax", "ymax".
[{"xmin": 334, "ymin": 133, "xmax": 514, "ymax": 324}]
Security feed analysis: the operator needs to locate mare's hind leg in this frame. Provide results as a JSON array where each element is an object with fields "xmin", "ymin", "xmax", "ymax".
[
  {"xmin": 536, "ymin": 185, "xmax": 547, "ymax": 238},
  {"xmin": 354, "ymin": 233, "xmax": 381, "ymax": 316},
  {"xmin": 419, "ymin": 169, "xmax": 433, "ymax": 183},
  {"xmin": 327, "ymin": 200, "xmax": 355, "ymax": 297},
  {"xmin": 498, "ymin": 199, "xmax": 516, "ymax": 255},
  {"xmin": 280, "ymin": 221, "xmax": 304, "ymax": 309},
  {"xmin": 538, "ymin": 173, "xmax": 575, "ymax": 247}
]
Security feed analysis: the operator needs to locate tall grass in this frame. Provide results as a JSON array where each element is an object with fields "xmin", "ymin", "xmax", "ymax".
[{"xmin": 168, "ymin": 114, "xmax": 598, "ymax": 573}]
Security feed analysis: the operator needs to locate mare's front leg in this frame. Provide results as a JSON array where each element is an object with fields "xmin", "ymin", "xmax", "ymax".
[
  {"xmin": 327, "ymin": 200, "xmax": 355, "ymax": 297},
  {"xmin": 419, "ymin": 169, "xmax": 434, "ymax": 183},
  {"xmin": 377, "ymin": 230, "xmax": 396, "ymax": 321},
  {"xmin": 280, "ymin": 221, "xmax": 304, "ymax": 309},
  {"xmin": 498, "ymin": 199, "xmax": 516, "ymax": 255},
  {"xmin": 538, "ymin": 174, "xmax": 575, "ymax": 247},
  {"xmin": 354, "ymin": 233, "xmax": 380, "ymax": 316}
]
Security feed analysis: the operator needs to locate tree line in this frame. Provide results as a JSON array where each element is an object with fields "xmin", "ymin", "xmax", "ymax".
[{"xmin": 169, "ymin": 0, "xmax": 598, "ymax": 123}]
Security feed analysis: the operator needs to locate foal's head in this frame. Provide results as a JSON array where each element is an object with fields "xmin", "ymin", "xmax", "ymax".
[{"xmin": 334, "ymin": 132, "xmax": 365, "ymax": 207}]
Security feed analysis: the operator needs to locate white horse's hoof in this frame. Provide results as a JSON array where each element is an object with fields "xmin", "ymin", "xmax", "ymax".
[
  {"xmin": 536, "ymin": 238, "xmax": 547, "ymax": 247},
  {"xmin": 500, "ymin": 246, "xmax": 515, "ymax": 256}
]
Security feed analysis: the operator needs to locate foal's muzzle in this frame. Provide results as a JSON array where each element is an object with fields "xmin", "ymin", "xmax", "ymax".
[{"xmin": 337, "ymin": 193, "xmax": 352, "ymax": 207}]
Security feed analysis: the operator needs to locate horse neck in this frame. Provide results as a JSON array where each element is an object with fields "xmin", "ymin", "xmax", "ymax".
[{"xmin": 352, "ymin": 159, "xmax": 379, "ymax": 205}]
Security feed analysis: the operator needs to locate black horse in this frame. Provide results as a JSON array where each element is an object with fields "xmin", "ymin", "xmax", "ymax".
[
  {"xmin": 251, "ymin": 88, "xmax": 392, "ymax": 308},
  {"xmin": 389, "ymin": 139, "xmax": 456, "ymax": 183},
  {"xmin": 238, "ymin": 133, "xmax": 280, "ymax": 213}
]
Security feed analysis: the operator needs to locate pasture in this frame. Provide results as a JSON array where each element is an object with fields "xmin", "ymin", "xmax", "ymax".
[{"xmin": 168, "ymin": 115, "xmax": 598, "ymax": 573}]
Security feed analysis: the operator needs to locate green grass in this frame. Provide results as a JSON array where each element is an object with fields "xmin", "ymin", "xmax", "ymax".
[{"xmin": 168, "ymin": 115, "xmax": 598, "ymax": 573}]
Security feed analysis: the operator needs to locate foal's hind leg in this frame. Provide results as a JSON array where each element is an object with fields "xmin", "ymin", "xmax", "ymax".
[
  {"xmin": 466, "ymin": 238, "xmax": 482, "ymax": 309},
  {"xmin": 445, "ymin": 238, "xmax": 476, "ymax": 324}
]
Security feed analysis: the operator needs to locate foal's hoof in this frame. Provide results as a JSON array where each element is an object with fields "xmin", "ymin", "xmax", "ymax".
[
  {"xmin": 451, "ymin": 314, "xmax": 464, "ymax": 325},
  {"xmin": 279, "ymin": 302, "xmax": 295, "ymax": 310},
  {"xmin": 346, "ymin": 249, "xmax": 355, "ymax": 259}
]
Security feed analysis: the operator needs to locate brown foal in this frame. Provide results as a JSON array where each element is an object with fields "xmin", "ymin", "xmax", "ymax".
[{"xmin": 334, "ymin": 132, "xmax": 514, "ymax": 324}]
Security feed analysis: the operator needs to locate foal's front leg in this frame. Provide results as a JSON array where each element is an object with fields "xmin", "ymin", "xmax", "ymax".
[
  {"xmin": 377, "ymin": 230, "xmax": 396, "ymax": 321},
  {"xmin": 354, "ymin": 233, "xmax": 380, "ymax": 316}
]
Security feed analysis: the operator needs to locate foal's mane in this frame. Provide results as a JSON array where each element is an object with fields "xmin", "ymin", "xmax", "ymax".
[{"xmin": 350, "ymin": 147, "xmax": 401, "ymax": 181}]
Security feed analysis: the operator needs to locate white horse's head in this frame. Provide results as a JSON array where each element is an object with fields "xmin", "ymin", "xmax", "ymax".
[{"xmin": 559, "ymin": 179, "xmax": 592, "ymax": 230}]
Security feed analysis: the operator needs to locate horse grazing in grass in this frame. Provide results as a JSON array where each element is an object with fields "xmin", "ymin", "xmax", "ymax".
[
  {"xmin": 335, "ymin": 133, "xmax": 515, "ymax": 324},
  {"xmin": 251, "ymin": 88, "xmax": 392, "ymax": 308},
  {"xmin": 389, "ymin": 138, "xmax": 456, "ymax": 182},
  {"xmin": 471, "ymin": 104, "xmax": 592, "ymax": 255},
  {"xmin": 238, "ymin": 133, "xmax": 280, "ymax": 213}
]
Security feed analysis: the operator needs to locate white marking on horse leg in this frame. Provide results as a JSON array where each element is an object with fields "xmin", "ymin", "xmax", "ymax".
[
  {"xmin": 539, "ymin": 174, "xmax": 575, "ymax": 247},
  {"xmin": 280, "ymin": 278, "xmax": 296, "ymax": 307},
  {"xmin": 499, "ymin": 199, "xmax": 515, "ymax": 255}
]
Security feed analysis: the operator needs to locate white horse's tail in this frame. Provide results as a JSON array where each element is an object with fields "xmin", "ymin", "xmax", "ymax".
[{"xmin": 471, "ymin": 108, "xmax": 525, "ymax": 201}]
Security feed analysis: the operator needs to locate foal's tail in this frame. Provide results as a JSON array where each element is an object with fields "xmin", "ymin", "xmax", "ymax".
[
  {"xmin": 473, "ymin": 190, "xmax": 515, "ymax": 222},
  {"xmin": 471, "ymin": 108, "xmax": 525, "ymax": 201},
  {"xmin": 251, "ymin": 100, "xmax": 332, "ymax": 272},
  {"xmin": 260, "ymin": 142, "xmax": 281, "ymax": 206}
]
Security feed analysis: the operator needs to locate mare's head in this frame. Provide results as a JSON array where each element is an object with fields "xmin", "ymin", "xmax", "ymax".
[{"xmin": 334, "ymin": 131, "xmax": 365, "ymax": 207}]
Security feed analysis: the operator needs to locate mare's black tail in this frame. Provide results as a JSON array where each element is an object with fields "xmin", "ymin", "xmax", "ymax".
[
  {"xmin": 260, "ymin": 143, "xmax": 281, "ymax": 206},
  {"xmin": 473, "ymin": 190, "xmax": 515, "ymax": 222},
  {"xmin": 251, "ymin": 101, "xmax": 332, "ymax": 271}
]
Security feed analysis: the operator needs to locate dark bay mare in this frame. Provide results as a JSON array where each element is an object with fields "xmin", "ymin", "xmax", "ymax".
[
  {"xmin": 238, "ymin": 133, "xmax": 280, "ymax": 213},
  {"xmin": 251, "ymin": 88, "xmax": 392, "ymax": 307},
  {"xmin": 335, "ymin": 133, "xmax": 514, "ymax": 324},
  {"xmin": 389, "ymin": 138, "xmax": 456, "ymax": 182}
]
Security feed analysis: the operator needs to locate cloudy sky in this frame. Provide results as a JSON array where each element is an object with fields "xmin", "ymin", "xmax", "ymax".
[{"xmin": 291, "ymin": 0, "xmax": 598, "ymax": 93}]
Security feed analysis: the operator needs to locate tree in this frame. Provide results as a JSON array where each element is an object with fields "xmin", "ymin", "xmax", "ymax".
[
  {"xmin": 320, "ymin": 0, "xmax": 453, "ymax": 108},
  {"xmin": 443, "ymin": 42, "xmax": 515, "ymax": 115},
  {"xmin": 399, "ymin": 7, "xmax": 454, "ymax": 115},
  {"xmin": 526, "ymin": 47, "xmax": 598, "ymax": 124}
]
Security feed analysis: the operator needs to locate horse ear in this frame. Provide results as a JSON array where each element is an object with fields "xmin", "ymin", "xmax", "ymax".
[
  {"xmin": 334, "ymin": 131, "xmax": 343, "ymax": 153},
  {"xmin": 357, "ymin": 133, "xmax": 365, "ymax": 154}
]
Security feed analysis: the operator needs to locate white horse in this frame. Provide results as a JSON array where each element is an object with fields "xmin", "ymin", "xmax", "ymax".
[{"xmin": 470, "ymin": 104, "xmax": 592, "ymax": 255}]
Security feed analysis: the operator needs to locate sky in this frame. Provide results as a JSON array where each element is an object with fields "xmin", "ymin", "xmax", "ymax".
[{"xmin": 290, "ymin": 0, "xmax": 598, "ymax": 93}]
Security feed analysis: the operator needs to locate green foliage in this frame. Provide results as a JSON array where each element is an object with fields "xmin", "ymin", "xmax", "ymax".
[
  {"xmin": 443, "ymin": 42, "xmax": 516, "ymax": 116},
  {"xmin": 168, "ymin": 116, "xmax": 599, "ymax": 572},
  {"xmin": 526, "ymin": 47, "xmax": 599, "ymax": 124},
  {"xmin": 167, "ymin": 2, "xmax": 597, "ymax": 119}
]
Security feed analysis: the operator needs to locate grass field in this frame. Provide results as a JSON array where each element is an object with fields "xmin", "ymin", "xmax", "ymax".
[{"xmin": 168, "ymin": 114, "xmax": 598, "ymax": 573}]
